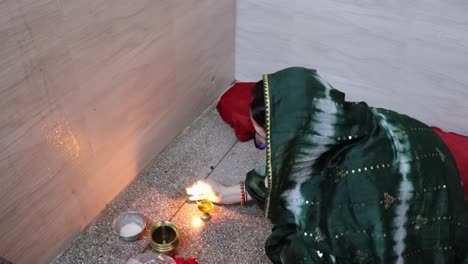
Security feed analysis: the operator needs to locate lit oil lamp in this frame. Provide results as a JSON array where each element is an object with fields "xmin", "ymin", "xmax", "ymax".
[
  {"xmin": 186, "ymin": 181, "xmax": 214, "ymax": 221},
  {"xmin": 196, "ymin": 200, "xmax": 213, "ymax": 221}
]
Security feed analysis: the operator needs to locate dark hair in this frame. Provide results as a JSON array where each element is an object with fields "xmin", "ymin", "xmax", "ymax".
[{"xmin": 251, "ymin": 80, "xmax": 265, "ymax": 128}]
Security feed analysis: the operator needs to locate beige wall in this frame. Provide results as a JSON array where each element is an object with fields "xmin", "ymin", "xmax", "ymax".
[
  {"xmin": 0, "ymin": 0, "xmax": 235, "ymax": 263},
  {"xmin": 236, "ymin": 0, "xmax": 468, "ymax": 135}
]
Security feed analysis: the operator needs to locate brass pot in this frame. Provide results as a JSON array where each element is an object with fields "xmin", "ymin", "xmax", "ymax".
[{"xmin": 150, "ymin": 221, "xmax": 179, "ymax": 254}]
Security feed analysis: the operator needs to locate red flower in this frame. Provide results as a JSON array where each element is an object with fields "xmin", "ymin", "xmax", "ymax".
[
  {"xmin": 186, "ymin": 258, "xmax": 198, "ymax": 264},
  {"xmin": 169, "ymin": 252, "xmax": 176, "ymax": 259},
  {"xmin": 175, "ymin": 257, "xmax": 185, "ymax": 264}
]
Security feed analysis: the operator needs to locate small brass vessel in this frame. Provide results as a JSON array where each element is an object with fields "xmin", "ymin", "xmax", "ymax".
[
  {"xmin": 197, "ymin": 200, "xmax": 213, "ymax": 221},
  {"xmin": 150, "ymin": 221, "xmax": 179, "ymax": 255}
]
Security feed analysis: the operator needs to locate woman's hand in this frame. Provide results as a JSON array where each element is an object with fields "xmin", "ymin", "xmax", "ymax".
[{"xmin": 186, "ymin": 179, "xmax": 243, "ymax": 205}]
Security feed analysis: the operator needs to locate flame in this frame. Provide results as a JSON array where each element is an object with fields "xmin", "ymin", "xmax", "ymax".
[
  {"xmin": 186, "ymin": 181, "xmax": 208, "ymax": 196},
  {"xmin": 186, "ymin": 180, "xmax": 219, "ymax": 203}
]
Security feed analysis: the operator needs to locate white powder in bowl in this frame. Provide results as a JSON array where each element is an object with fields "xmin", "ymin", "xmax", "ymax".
[{"xmin": 119, "ymin": 222, "xmax": 142, "ymax": 237}]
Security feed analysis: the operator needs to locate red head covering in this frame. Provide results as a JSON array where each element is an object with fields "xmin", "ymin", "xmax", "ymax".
[{"xmin": 216, "ymin": 82, "xmax": 256, "ymax": 142}]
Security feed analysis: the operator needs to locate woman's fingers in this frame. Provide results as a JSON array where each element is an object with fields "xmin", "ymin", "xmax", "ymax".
[
  {"xmin": 186, "ymin": 180, "xmax": 210, "ymax": 201},
  {"xmin": 188, "ymin": 195, "xmax": 205, "ymax": 201},
  {"xmin": 186, "ymin": 179, "xmax": 221, "ymax": 203},
  {"xmin": 186, "ymin": 182, "xmax": 203, "ymax": 195},
  {"xmin": 186, "ymin": 186, "xmax": 198, "ymax": 195},
  {"xmin": 186, "ymin": 180, "xmax": 212, "ymax": 195}
]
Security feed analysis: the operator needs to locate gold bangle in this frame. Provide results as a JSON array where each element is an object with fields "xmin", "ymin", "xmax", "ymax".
[{"xmin": 240, "ymin": 181, "xmax": 245, "ymax": 206}]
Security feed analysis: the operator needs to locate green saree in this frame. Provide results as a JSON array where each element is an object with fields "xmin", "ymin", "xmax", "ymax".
[{"xmin": 245, "ymin": 67, "xmax": 468, "ymax": 263}]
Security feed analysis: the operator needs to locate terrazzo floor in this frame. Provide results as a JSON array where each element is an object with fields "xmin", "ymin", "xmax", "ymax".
[{"xmin": 53, "ymin": 105, "xmax": 272, "ymax": 264}]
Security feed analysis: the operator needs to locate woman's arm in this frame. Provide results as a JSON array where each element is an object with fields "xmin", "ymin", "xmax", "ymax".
[
  {"xmin": 216, "ymin": 183, "xmax": 252, "ymax": 204},
  {"xmin": 186, "ymin": 169, "xmax": 268, "ymax": 205},
  {"xmin": 186, "ymin": 179, "xmax": 253, "ymax": 204}
]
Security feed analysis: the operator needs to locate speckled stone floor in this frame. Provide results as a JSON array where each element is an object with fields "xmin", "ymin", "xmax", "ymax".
[{"xmin": 53, "ymin": 106, "xmax": 272, "ymax": 264}]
